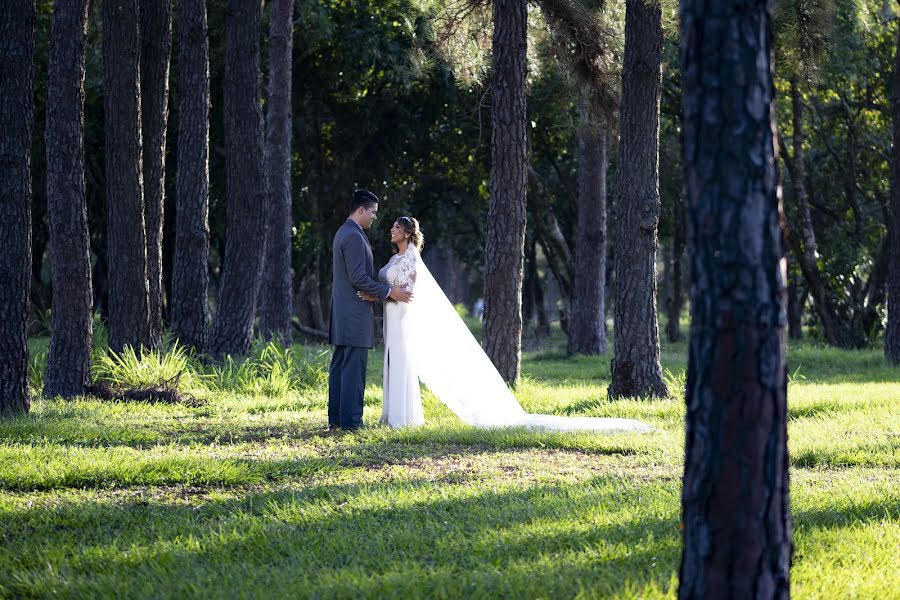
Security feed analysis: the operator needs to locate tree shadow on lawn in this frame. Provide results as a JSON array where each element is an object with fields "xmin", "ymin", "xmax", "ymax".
[
  {"xmin": 2, "ymin": 476, "xmax": 682, "ymax": 598},
  {"xmin": 793, "ymin": 496, "xmax": 900, "ymax": 531}
]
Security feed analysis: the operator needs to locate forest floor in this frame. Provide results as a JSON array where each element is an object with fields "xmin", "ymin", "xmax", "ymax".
[{"xmin": 1, "ymin": 324, "xmax": 898, "ymax": 598}]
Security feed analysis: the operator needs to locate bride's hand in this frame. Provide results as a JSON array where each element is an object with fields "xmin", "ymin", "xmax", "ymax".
[{"xmin": 357, "ymin": 291, "xmax": 378, "ymax": 302}]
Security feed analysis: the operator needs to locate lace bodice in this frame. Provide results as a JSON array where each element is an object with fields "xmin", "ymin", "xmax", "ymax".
[{"xmin": 379, "ymin": 248, "xmax": 417, "ymax": 291}]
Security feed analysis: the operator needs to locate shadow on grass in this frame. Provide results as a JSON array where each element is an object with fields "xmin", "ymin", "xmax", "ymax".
[
  {"xmin": 1, "ymin": 476, "xmax": 681, "ymax": 598},
  {"xmin": 793, "ymin": 496, "xmax": 900, "ymax": 529}
]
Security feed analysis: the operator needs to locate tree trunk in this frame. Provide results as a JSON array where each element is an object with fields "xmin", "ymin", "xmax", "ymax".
[
  {"xmin": 609, "ymin": 0, "xmax": 667, "ymax": 399},
  {"xmin": 527, "ymin": 165, "xmax": 574, "ymax": 305},
  {"xmin": 568, "ymin": 91, "xmax": 608, "ymax": 355},
  {"xmin": 787, "ymin": 267, "xmax": 804, "ymax": 340},
  {"xmin": 666, "ymin": 187, "xmax": 686, "ymax": 343},
  {"xmin": 140, "ymin": 0, "xmax": 172, "ymax": 349},
  {"xmin": 104, "ymin": 0, "xmax": 152, "ymax": 353},
  {"xmin": 45, "ymin": 0, "xmax": 94, "ymax": 398},
  {"xmin": 0, "ymin": 0, "xmax": 35, "ymax": 415},
  {"xmin": 207, "ymin": 0, "xmax": 269, "ymax": 357},
  {"xmin": 258, "ymin": 0, "xmax": 294, "ymax": 343},
  {"xmin": 887, "ymin": 13, "xmax": 900, "ymax": 364},
  {"xmin": 779, "ymin": 79, "xmax": 852, "ymax": 348},
  {"xmin": 483, "ymin": 0, "xmax": 527, "ymax": 385},
  {"xmin": 171, "ymin": 0, "xmax": 211, "ymax": 351},
  {"xmin": 678, "ymin": 2, "xmax": 793, "ymax": 597}
]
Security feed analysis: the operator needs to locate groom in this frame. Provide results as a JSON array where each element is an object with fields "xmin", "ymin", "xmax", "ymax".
[{"xmin": 328, "ymin": 189, "xmax": 412, "ymax": 430}]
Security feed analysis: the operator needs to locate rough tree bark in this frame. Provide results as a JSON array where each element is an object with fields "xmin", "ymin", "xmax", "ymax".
[
  {"xmin": 678, "ymin": 2, "xmax": 793, "ymax": 598},
  {"xmin": 887, "ymin": 11, "xmax": 900, "ymax": 364},
  {"xmin": 104, "ymin": 0, "xmax": 152, "ymax": 353},
  {"xmin": 207, "ymin": 0, "xmax": 269, "ymax": 357},
  {"xmin": 568, "ymin": 90, "xmax": 608, "ymax": 355},
  {"xmin": 140, "ymin": 0, "xmax": 173, "ymax": 349},
  {"xmin": 0, "ymin": 0, "xmax": 35, "ymax": 414},
  {"xmin": 258, "ymin": 0, "xmax": 295, "ymax": 342},
  {"xmin": 45, "ymin": 0, "xmax": 94, "ymax": 398},
  {"xmin": 609, "ymin": 0, "xmax": 667, "ymax": 399},
  {"xmin": 483, "ymin": 0, "xmax": 528, "ymax": 385},
  {"xmin": 171, "ymin": 0, "xmax": 211, "ymax": 351}
]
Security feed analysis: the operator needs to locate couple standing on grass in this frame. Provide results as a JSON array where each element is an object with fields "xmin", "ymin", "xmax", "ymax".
[{"xmin": 327, "ymin": 189, "xmax": 652, "ymax": 434}]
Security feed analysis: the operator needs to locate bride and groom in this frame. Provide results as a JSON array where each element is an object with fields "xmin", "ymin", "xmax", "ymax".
[{"xmin": 328, "ymin": 189, "xmax": 651, "ymax": 433}]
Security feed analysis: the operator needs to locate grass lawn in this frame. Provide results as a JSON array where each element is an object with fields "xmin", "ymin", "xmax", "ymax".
[{"xmin": 1, "ymin": 327, "xmax": 898, "ymax": 598}]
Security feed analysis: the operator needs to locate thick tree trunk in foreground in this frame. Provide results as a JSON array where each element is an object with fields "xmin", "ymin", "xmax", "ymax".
[
  {"xmin": 104, "ymin": 0, "xmax": 152, "ymax": 353},
  {"xmin": 0, "ymin": 0, "xmax": 35, "ymax": 414},
  {"xmin": 45, "ymin": 0, "xmax": 94, "ymax": 398},
  {"xmin": 568, "ymin": 92, "xmax": 608, "ymax": 355},
  {"xmin": 207, "ymin": 0, "xmax": 269, "ymax": 357},
  {"xmin": 609, "ymin": 0, "xmax": 667, "ymax": 399},
  {"xmin": 886, "ymin": 14, "xmax": 900, "ymax": 364},
  {"xmin": 171, "ymin": 0, "xmax": 211, "ymax": 351},
  {"xmin": 483, "ymin": 0, "xmax": 528, "ymax": 385},
  {"xmin": 258, "ymin": 0, "xmax": 295, "ymax": 342},
  {"xmin": 678, "ymin": 2, "xmax": 793, "ymax": 598},
  {"xmin": 140, "ymin": 0, "xmax": 173, "ymax": 348}
]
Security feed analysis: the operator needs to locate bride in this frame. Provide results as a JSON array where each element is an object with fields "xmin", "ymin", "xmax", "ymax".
[{"xmin": 361, "ymin": 216, "xmax": 651, "ymax": 434}]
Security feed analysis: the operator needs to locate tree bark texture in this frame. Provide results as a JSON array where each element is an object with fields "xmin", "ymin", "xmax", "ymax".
[
  {"xmin": 483, "ymin": 0, "xmax": 528, "ymax": 385},
  {"xmin": 45, "ymin": 0, "xmax": 94, "ymax": 398},
  {"xmin": 207, "ymin": 0, "xmax": 269, "ymax": 357},
  {"xmin": 568, "ymin": 91, "xmax": 608, "ymax": 355},
  {"xmin": 104, "ymin": 0, "xmax": 152, "ymax": 353},
  {"xmin": 886, "ymin": 14, "xmax": 900, "ymax": 364},
  {"xmin": 258, "ymin": 0, "xmax": 294, "ymax": 342},
  {"xmin": 609, "ymin": 0, "xmax": 667, "ymax": 399},
  {"xmin": 678, "ymin": 2, "xmax": 793, "ymax": 598},
  {"xmin": 140, "ymin": 0, "xmax": 172, "ymax": 349},
  {"xmin": 171, "ymin": 0, "xmax": 211, "ymax": 351},
  {"xmin": 0, "ymin": 0, "xmax": 35, "ymax": 414}
]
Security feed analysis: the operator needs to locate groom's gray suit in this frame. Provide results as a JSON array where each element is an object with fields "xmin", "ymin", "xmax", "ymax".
[{"xmin": 328, "ymin": 219, "xmax": 390, "ymax": 429}]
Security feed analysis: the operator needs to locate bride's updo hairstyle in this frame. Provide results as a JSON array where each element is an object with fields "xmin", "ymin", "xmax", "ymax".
[{"xmin": 396, "ymin": 216, "xmax": 424, "ymax": 253}]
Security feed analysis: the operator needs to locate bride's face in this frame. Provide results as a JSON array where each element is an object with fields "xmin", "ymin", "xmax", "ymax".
[{"xmin": 390, "ymin": 221, "xmax": 408, "ymax": 245}]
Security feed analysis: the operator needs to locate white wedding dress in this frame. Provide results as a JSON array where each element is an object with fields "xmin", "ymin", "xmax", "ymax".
[{"xmin": 379, "ymin": 246, "xmax": 652, "ymax": 434}]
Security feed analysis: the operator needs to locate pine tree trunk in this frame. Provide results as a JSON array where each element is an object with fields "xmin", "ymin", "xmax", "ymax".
[
  {"xmin": 780, "ymin": 79, "xmax": 852, "ymax": 349},
  {"xmin": 0, "ymin": 0, "xmax": 35, "ymax": 415},
  {"xmin": 886, "ymin": 15, "xmax": 900, "ymax": 364},
  {"xmin": 171, "ymin": 0, "xmax": 211, "ymax": 351},
  {"xmin": 45, "ymin": 0, "xmax": 94, "ymax": 398},
  {"xmin": 568, "ymin": 91, "xmax": 608, "ymax": 355},
  {"xmin": 140, "ymin": 0, "xmax": 172, "ymax": 349},
  {"xmin": 483, "ymin": 0, "xmax": 528, "ymax": 385},
  {"xmin": 258, "ymin": 0, "xmax": 294, "ymax": 343},
  {"xmin": 678, "ymin": 2, "xmax": 793, "ymax": 597},
  {"xmin": 666, "ymin": 187, "xmax": 686, "ymax": 343},
  {"xmin": 207, "ymin": 0, "xmax": 269, "ymax": 357},
  {"xmin": 104, "ymin": 0, "xmax": 152, "ymax": 353},
  {"xmin": 527, "ymin": 165, "xmax": 574, "ymax": 309},
  {"xmin": 787, "ymin": 267, "xmax": 804, "ymax": 340},
  {"xmin": 609, "ymin": 0, "xmax": 667, "ymax": 399}
]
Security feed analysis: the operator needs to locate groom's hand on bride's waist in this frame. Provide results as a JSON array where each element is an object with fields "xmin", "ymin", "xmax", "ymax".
[{"xmin": 388, "ymin": 286, "xmax": 413, "ymax": 303}]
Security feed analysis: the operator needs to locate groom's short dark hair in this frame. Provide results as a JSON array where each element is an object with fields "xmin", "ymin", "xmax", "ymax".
[{"xmin": 350, "ymin": 189, "xmax": 379, "ymax": 213}]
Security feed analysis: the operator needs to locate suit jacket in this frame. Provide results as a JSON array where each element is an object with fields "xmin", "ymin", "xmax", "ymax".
[{"xmin": 329, "ymin": 219, "xmax": 391, "ymax": 348}]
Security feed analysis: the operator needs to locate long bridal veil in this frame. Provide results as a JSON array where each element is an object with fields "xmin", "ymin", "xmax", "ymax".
[{"xmin": 407, "ymin": 249, "xmax": 652, "ymax": 434}]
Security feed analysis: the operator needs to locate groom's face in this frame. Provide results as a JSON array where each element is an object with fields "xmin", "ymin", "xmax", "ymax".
[{"xmin": 360, "ymin": 203, "xmax": 378, "ymax": 229}]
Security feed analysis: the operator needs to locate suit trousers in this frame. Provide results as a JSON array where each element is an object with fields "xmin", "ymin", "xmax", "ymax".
[{"xmin": 328, "ymin": 345, "xmax": 368, "ymax": 428}]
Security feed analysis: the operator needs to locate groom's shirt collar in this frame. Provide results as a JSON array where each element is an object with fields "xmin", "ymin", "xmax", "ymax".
[{"xmin": 347, "ymin": 218, "xmax": 363, "ymax": 232}]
